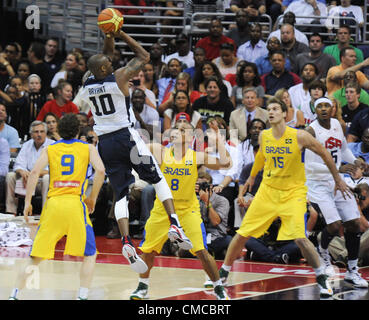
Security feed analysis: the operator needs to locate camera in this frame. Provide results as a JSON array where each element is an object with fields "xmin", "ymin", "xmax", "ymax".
[
  {"xmin": 199, "ymin": 182, "xmax": 210, "ymax": 192},
  {"xmin": 86, "ymin": 135, "xmax": 94, "ymax": 144},
  {"xmin": 132, "ymin": 79, "xmax": 140, "ymax": 86},
  {"xmin": 353, "ymin": 187, "xmax": 366, "ymax": 201}
]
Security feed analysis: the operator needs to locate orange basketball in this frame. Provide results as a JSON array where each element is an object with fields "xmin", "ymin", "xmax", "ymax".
[{"xmin": 97, "ymin": 8, "xmax": 124, "ymax": 33}]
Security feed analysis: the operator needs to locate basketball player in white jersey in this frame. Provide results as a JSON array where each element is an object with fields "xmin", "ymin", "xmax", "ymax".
[
  {"xmin": 79, "ymin": 30, "xmax": 192, "ymax": 273},
  {"xmin": 305, "ymin": 97, "xmax": 368, "ymax": 288}
]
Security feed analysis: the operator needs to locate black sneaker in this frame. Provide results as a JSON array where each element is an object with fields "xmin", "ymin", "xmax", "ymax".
[
  {"xmin": 214, "ymin": 285, "xmax": 230, "ymax": 300},
  {"xmin": 316, "ymin": 274, "xmax": 333, "ymax": 297},
  {"xmin": 219, "ymin": 267, "xmax": 229, "ymax": 286}
]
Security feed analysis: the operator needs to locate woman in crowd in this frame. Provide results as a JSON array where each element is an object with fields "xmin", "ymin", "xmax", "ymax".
[
  {"xmin": 142, "ymin": 62, "xmax": 159, "ymax": 98},
  {"xmin": 193, "ymin": 61, "xmax": 232, "ymax": 97},
  {"xmin": 16, "ymin": 60, "xmax": 31, "ymax": 92},
  {"xmin": 275, "ymin": 88, "xmax": 305, "ymax": 128},
  {"xmin": 329, "ymin": 95, "xmax": 347, "ymax": 135},
  {"xmin": 163, "ymin": 90, "xmax": 202, "ymax": 131},
  {"xmin": 43, "ymin": 112, "xmax": 61, "ymax": 141},
  {"xmin": 212, "ymin": 43, "xmax": 241, "ymax": 79},
  {"xmin": 27, "ymin": 74, "xmax": 47, "ymax": 122},
  {"xmin": 231, "ymin": 61, "xmax": 264, "ymax": 109}
]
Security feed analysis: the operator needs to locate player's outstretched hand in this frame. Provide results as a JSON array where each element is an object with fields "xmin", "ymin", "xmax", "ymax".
[
  {"xmin": 84, "ymin": 197, "xmax": 96, "ymax": 214},
  {"xmin": 334, "ymin": 178, "xmax": 352, "ymax": 200},
  {"xmin": 23, "ymin": 204, "xmax": 33, "ymax": 223}
]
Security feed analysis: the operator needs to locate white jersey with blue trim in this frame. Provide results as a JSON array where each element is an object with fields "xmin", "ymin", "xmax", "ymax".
[{"xmin": 80, "ymin": 74, "xmax": 136, "ymax": 136}]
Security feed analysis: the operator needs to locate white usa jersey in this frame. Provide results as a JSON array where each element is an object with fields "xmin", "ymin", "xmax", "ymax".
[
  {"xmin": 305, "ymin": 118, "xmax": 346, "ymax": 181},
  {"xmin": 80, "ymin": 74, "xmax": 136, "ymax": 136}
]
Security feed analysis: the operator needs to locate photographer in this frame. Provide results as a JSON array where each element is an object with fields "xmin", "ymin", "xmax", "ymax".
[{"xmin": 196, "ymin": 172, "xmax": 232, "ymax": 260}]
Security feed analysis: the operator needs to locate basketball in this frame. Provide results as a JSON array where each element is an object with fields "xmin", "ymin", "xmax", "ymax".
[{"xmin": 97, "ymin": 8, "xmax": 124, "ymax": 33}]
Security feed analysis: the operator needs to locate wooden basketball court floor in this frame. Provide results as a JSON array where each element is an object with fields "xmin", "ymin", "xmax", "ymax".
[{"xmin": 0, "ymin": 217, "xmax": 368, "ymax": 301}]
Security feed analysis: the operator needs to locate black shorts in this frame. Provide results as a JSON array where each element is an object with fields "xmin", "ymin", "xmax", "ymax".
[{"xmin": 97, "ymin": 127, "xmax": 162, "ymax": 200}]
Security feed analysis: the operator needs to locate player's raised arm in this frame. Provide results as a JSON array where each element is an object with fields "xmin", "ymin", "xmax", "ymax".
[
  {"xmin": 297, "ymin": 129, "xmax": 351, "ymax": 199},
  {"xmin": 23, "ymin": 148, "xmax": 49, "ymax": 222},
  {"xmin": 85, "ymin": 144, "xmax": 106, "ymax": 214}
]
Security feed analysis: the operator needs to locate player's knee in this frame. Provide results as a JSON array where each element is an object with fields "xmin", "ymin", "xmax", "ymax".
[
  {"xmin": 294, "ymin": 237, "xmax": 309, "ymax": 249},
  {"xmin": 344, "ymin": 219, "xmax": 361, "ymax": 233},
  {"xmin": 327, "ymin": 221, "xmax": 341, "ymax": 235},
  {"xmin": 114, "ymin": 196, "xmax": 129, "ymax": 220}
]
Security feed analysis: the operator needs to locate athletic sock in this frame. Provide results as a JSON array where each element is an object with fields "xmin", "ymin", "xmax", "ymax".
[
  {"xmin": 122, "ymin": 235, "xmax": 133, "ymax": 246},
  {"xmin": 213, "ymin": 279, "xmax": 223, "ymax": 287},
  {"xmin": 221, "ymin": 264, "xmax": 231, "ymax": 272},
  {"xmin": 10, "ymin": 288, "xmax": 19, "ymax": 299},
  {"xmin": 139, "ymin": 277, "xmax": 149, "ymax": 286},
  {"xmin": 313, "ymin": 265, "xmax": 325, "ymax": 276},
  {"xmin": 78, "ymin": 287, "xmax": 89, "ymax": 300},
  {"xmin": 347, "ymin": 259, "xmax": 359, "ymax": 272}
]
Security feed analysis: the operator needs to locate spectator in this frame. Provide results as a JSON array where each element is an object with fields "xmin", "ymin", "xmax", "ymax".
[
  {"xmin": 268, "ymin": 11, "xmax": 309, "ymax": 46},
  {"xmin": 16, "ymin": 61, "xmax": 31, "ymax": 92},
  {"xmin": 131, "ymin": 88, "xmax": 160, "ymax": 141},
  {"xmin": 283, "ymin": 0, "xmax": 327, "ymax": 30},
  {"xmin": 5, "ymin": 120, "xmax": 53, "ymax": 215},
  {"xmin": 36, "ymin": 81, "xmax": 79, "ymax": 121},
  {"xmin": 213, "ymin": 43, "xmax": 241, "ymax": 79},
  {"xmin": 43, "ymin": 38, "xmax": 64, "ymax": 81},
  {"xmin": 225, "ymin": 59, "xmax": 247, "ymax": 87},
  {"xmin": 254, "ymin": 36, "xmax": 292, "ymax": 76},
  {"xmin": 50, "ymin": 51, "xmax": 84, "ymax": 95},
  {"xmin": 184, "ymin": 47, "xmax": 206, "ymax": 79},
  {"xmin": 260, "ymin": 51, "xmax": 301, "ymax": 96},
  {"xmin": 195, "ymin": 18, "xmax": 236, "ymax": 61},
  {"xmin": 329, "ymin": 95, "xmax": 347, "ymax": 134},
  {"xmin": 288, "ymin": 62, "xmax": 318, "ymax": 109},
  {"xmin": 27, "ymin": 74, "xmax": 47, "ymax": 122},
  {"xmin": 192, "ymin": 76, "xmax": 234, "ymax": 124},
  {"xmin": 0, "ymin": 104, "xmax": 21, "ymax": 153},
  {"xmin": 163, "ymin": 90, "xmax": 202, "ymax": 132},
  {"xmin": 326, "ymin": 47, "xmax": 369, "ymax": 96},
  {"xmin": 229, "ymin": 87, "xmax": 269, "ymax": 143},
  {"xmin": 275, "ymin": 88, "xmax": 305, "ymax": 128},
  {"xmin": 164, "ymin": 33, "xmax": 194, "ymax": 70},
  {"xmin": 158, "ymin": 72, "xmax": 202, "ymax": 115},
  {"xmin": 27, "ymin": 41, "xmax": 52, "ymax": 94},
  {"xmin": 348, "ymin": 127, "xmax": 369, "ymax": 163},
  {"xmin": 323, "ymin": 25, "xmax": 364, "ymax": 65},
  {"xmin": 149, "ymin": 42, "xmax": 166, "ymax": 80},
  {"xmin": 333, "ymin": 71, "xmax": 369, "ymax": 108},
  {"xmin": 236, "ymin": 23, "xmax": 268, "ymax": 64},
  {"xmin": 2, "ymin": 43, "xmax": 20, "ymax": 72},
  {"xmin": 327, "ymin": 0, "xmax": 364, "ymax": 40},
  {"xmin": 294, "ymin": 33, "xmax": 337, "ymax": 80},
  {"xmin": 280, "ymin": 23, "xmax": 309, "ymax": 72},
  {"xmin": 225, "ymin": 9, "xmax": 251, "ymax": 48},
  {"xmin": 230, "ymin": 0, "xmax": 266, "ymax": 22},
  {"xmin": 298, "ymin": 80, "xmax": 326, "ymax": 125},
  {"xmin": 231, "ymin": 61, "xmax": 265, "ymax": 109},
  {"xmin": 341, "ymin": 82, "xmax": 369, "ymax": 128},
  {"xmin": 129, "ymin": 71, "xmax": 157, "ymax": 109},
  {"xmin": 0, "ymin": 138, "xmax": 10, "ymax": 212},
  {"xmin": 196, "ymin": 171, "xmax": 232, "ymax": 260},
  {"xmin": 266, "ymin": 0, "xmax": 283, "ymax": 23},
  {"xmin": 157, "ymin": 58, "xmax": 182, "ymax": 106},
  {"xmin": 142, "ymin": 62, "xmax": 159, "ymax": 98},
  {"xmin": 76, "ymin": 112, "xmax": 89, "ymax": 136},
  {"xmin": 193, "ymin": 61, "xmax": 232, "ymax": 97},
  {"xmin": 43, "ymin": 112, "xmax": 61, "ymax": 141}
]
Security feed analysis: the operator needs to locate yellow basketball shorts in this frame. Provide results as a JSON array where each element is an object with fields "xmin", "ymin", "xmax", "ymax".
[
  {"xmin": 30, "ymin": 195, "xmax": 96, "ymax": 259},
  {"xmin": 237, "ymin": 183, "xmax": 307, "ymax": 240},
  {"xmin": 139, "ymin": 203, "xmax": 206, "ymax": 255}
]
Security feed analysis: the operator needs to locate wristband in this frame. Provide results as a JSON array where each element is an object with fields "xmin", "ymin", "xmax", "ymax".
[{"xmin": 3, "ymin": 62, "xmax": 9, "ymax": 67}]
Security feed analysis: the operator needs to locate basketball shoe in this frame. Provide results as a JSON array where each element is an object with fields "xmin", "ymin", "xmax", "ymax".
[
  {"xmin": 344, "ymin": 267, "xmax": 368, "ymax": 288},
  {"xmin": 214, "ymin": 285, "xmax": 230, "ymax": 300},
  {"xmin": 168, "ymin": 224, "xmax": 193, "ymax": 250},
  {"xmin": 122, "ymin": 239, "xmax": 148, "ymax": 273},
  {"xmin": 130, "ymin": 282, "xmax": 149, "ymax": 300},
  {"xmin": 316, "ymin": 274, "xmax": 333, "ymax": 297},
  {"xmin": 219, "ymin": 267, "xmax": 229, "ymax": 286},
  {"xmin": 320, "ymin": 250, "xmax": 336, "ymax": 278}
]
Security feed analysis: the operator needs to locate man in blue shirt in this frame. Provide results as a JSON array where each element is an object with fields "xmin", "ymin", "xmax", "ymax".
[
  {"xmin": 0, "ymin": 138, "xmax": 9, "ymax": 212},
  {"xmin": 0, "ymin": 104, "xmax": 20, "ymax": 153},
  {"xmin": 348, "ymin": 127, "xmax": 369, "ymax": 164}
]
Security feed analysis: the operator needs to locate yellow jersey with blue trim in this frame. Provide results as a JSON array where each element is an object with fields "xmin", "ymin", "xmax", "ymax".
[
  {"xmin": 47, "ymin": 139, "xmax": 90, "ymax": 198},
  {"xmin": 160, "ymin": 146, "xmax": 199, "ymax": 209},
  {"xmin": 261, "ymin": 126, "xmax": 306, "ymax": 190}
]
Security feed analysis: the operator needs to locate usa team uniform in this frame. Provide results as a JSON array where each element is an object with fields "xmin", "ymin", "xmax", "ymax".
[
  {"xmin": 80, "ymin": 74, "xmax": 162, "ymax": 201},
  {"xmin": 238, "ymin": 126, "xmax": 308, "ymax": 240},
  {"xmin": 140, "ymin": 147, "xmax": 206, "ymax": 254},
  {"xmin": 305, "ymin": 118, "xmax": 360, "ymax": 224},
  {"xmin": 31, "ymin": 140, "xmax": 96, "ymax": 259}
]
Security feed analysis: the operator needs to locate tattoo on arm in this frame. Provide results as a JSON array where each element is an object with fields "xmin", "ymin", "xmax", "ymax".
[{"xmin": 123, "ymin": 57, "xmax": 145, "ymax": 79}]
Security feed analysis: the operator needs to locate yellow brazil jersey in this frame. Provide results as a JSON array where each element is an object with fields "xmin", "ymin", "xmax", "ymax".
[
  {"xmin": 159, "ymin": 146, "xmax": 199, "ymax": 210},
  {"xmin": 47, "ymin": 139, "xmax": 90, "ymax": 198},
  {"xmin": 261, "ymin": 126, "xmax": 306, "ymax": 190}
]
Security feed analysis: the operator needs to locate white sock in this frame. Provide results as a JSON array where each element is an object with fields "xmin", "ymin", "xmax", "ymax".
[
  {"xmin": 319, "ymin": 245, "xmax": 329, "ymax": 256},
  {"xmin": 314, "ymin": 265, "xmax": 324, "ymax": 276},
  {"xmin": 213, "ymin": 279, "xmax": 223, "ymax": 287},
  {"xmin": 348, "ymin": 259, "xmax": 358, "ymax": 271},
  {"xmin": 78, "ymin": 287, "xmax": 89, "ymax": 299},
  {"xmin": 10, "ymin": 288, "xmax": 19, "ymax": 299},
  {"xmin": 221, "ymin": 264, "xmax": 231, "ymax": 272},
  {"xmin": 139, "ymin": 277, "xmax": 149, "ymax": 286}
]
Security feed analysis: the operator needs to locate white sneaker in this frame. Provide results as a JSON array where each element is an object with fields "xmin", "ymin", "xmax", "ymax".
[
  {"xmin": 344, "ymin": 267, "xmax": 369, "ymax": 288},
  {"xmin": 130, "ymin": 282, "xmax": 149, "ymax": 300},
  {"xmin": 168, "ymin": 224, "xmax": 193, "ymax": 250},
  {"xmin": 122, "ymin": 243, "xmax": 148, "ymax": 274}
]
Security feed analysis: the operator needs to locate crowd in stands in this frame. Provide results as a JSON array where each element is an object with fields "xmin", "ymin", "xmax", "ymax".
[{"xmin": 1, "ymin": 0, "xmax": 369, "ymax": 266}]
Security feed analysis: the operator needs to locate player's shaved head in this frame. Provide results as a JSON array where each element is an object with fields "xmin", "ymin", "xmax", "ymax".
[{"xmin": 87, "ymin": 54, "xmax": 112, "ymax": 79}]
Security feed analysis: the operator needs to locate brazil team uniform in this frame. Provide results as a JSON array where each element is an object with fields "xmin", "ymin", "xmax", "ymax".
[
  {"xmin": 80, "ymin": 74, "xmax": 162, "ymax": 201},
  {"xmin": 30, "ymin": 140, "xmax": 96, "ymax": 259},
  {"xmin": 238, "ymin": 126, "xmax": 308, "ymax": 240},
  {"xmin": 140, "ymin": 147, "xmax": 207, "ymax": 254}
]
